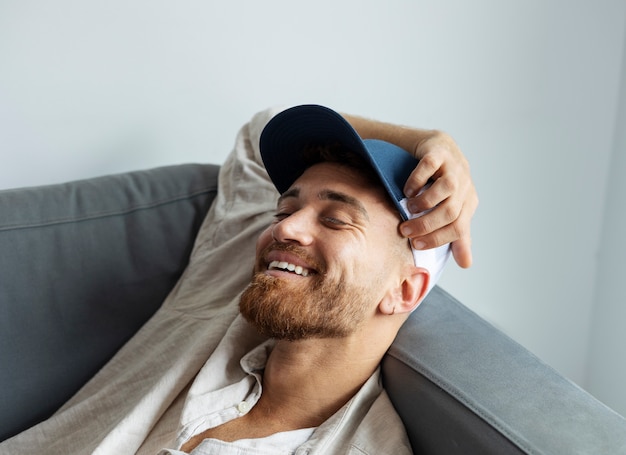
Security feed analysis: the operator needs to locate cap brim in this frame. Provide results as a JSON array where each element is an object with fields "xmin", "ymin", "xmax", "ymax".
[{"xmin": 260, "ymin": 104, "xmax": 367, "ymax": 195}]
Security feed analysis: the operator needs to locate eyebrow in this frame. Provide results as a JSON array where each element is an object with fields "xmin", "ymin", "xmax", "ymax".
[
  {"xmin": 319, "ymin": 189, "xmax": 369, "ymax": 221},
  {"xmin": 277, "ymin": 187, "xmax": 300, "ymax": 205},
  {"xmin": 278, "ymin": 187, "xmax": 369, "ymax": 222}
]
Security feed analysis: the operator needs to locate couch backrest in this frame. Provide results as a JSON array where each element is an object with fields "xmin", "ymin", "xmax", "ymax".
[{"xmin": 0, "ymin": 164, "xmax": 218, "ymax": 441}]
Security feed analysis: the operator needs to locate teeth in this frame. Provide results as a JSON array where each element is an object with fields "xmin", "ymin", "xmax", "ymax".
[{"xmin": 269, "ymin": 260, "xmax": 310, "ymax": 277}]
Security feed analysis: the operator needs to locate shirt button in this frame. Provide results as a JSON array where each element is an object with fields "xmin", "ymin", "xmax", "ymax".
[{"xmin": 237, "ymin": 401, "xmax": 250, "ymax": 414}]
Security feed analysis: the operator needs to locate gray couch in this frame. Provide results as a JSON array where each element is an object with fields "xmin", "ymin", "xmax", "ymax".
[{"xmin": 1, "ymin": 164, "xmax": 625, "ymax": 454}]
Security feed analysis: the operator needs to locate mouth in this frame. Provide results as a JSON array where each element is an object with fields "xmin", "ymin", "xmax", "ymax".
[
  {"xmin": 268, "ymin": 260, "xmax": 313, "ymax": 277},
  {"xmin": 260, "ymin": 242, "xmax": 323, "ymax": 279}
]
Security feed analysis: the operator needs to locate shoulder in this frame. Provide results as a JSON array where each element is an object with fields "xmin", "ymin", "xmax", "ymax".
[{"xmin": 348, "ymin": 390, "xmax": 413, "ymax": 454}]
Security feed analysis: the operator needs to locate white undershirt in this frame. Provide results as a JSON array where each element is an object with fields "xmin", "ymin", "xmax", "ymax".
[{"xmin": 158, "ymin": 326, "xmax": 316, "ymax": 455}]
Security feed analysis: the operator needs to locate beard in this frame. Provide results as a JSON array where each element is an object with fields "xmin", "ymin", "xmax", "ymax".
[{"xmin": 239, "ymin": 243, "xmax": 373, "ymax": 341}]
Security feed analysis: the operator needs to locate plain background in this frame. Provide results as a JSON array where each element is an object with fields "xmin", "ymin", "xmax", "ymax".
[{"xmin": 1, "ymin": 1, "xmax": 625, "ymax": 416}]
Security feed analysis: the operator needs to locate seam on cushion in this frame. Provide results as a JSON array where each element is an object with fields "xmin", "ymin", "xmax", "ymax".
[{"xmin": 0, "ymin": 187, "xmax": 216, "ymax": 233}]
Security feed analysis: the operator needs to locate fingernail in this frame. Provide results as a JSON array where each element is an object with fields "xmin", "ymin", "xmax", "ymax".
[
  {"xmin": 401, "ymin": 225, "xmax": 413, "ymax": 236},
  {"xmin": 408, "ymin": 201, "xmax": 419, "ymax": 213},
  {"xmin": 412, "ymin": 240, "xmax": 426, "ymax": 250}
]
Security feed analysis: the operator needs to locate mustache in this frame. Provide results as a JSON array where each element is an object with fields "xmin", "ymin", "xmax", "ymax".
[{"xmin": 259, "ymin": 242, "xmax": 326, "ymax": 275}]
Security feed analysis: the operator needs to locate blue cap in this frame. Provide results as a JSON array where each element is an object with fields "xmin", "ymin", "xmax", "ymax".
[
  {"xmin": 260, "ymin": 104, "xmax": 418, "ymax": 221},
  {"xmin": 259, "ymin": 104, "xmax": 450, "ymax": 296}
]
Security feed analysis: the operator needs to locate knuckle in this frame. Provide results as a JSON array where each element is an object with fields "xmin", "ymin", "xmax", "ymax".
[
  {"xmin": 415, "ymin": 193, "xmax": 436, "ymax": 211},
  {"xmin": 438, "ymin": 174, "xmax": 457, "ymax": 193},
  {"xmin": 428, "ymin": 231, "xmax": 445, "ymax": 248},
  {"xmin": 418, "ymin": 153, "xmax": 439, "ymax": 172},
  {"xmin": 412, "ymin": 216, "xmax": 432, "ymax": 234},
  {"xmin": 443, "ymin": 204, "xmax": 457, "ymax": 222}
]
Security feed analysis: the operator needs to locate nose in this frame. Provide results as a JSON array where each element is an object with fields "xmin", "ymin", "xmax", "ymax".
[{"xmin": 272, "ymin": 210, "xmax": 315, "ymax": 246}]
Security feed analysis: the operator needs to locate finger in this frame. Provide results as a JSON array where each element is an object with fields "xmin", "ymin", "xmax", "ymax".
[
  {"xmin": 404, "ymin": 152, "xmax": 444, "ymax": 198},
  {"xmin": 407, "ymin": 224, "xmax": 473, "ymax": 268},
  {"xmin": 406, "ymin": 172, "xmax": 458, "ymax": 214},
  {"xmin": 451, "ymin": 235, "xmax": 473, "ymax": 268},
  {"xmin": 406, "ymin": 219, "xmax": 462, "ymax": 250},
  {"xmin": 400, "ymin": 195, "xmax": 463, "ymax": 239}
]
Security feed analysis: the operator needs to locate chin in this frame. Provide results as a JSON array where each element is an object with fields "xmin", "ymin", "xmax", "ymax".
[{"xmin": 239, "ymin": 272, "xmax": 369, "ymax": 341}]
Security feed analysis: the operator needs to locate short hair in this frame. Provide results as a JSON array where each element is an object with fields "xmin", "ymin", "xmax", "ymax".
[{"xmin": 300, "ymin": 142, "xmax": 382, "ymax": 189}]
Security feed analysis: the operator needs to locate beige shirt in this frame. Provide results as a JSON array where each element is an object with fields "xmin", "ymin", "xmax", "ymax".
[
  {"xmin": 0, "ymin": 107, "xmax": 412, "ymax": 455},
  {"xmin": 155, "ymin": 315, "xmax": 402, "ymax": 455}
]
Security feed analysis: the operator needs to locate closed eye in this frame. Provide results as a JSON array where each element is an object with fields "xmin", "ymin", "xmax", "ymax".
[
  {"xmin": 322, "ymin": 216, "xmax": 348, "ymax": 227},
  {"xmin": 274, "ymin": 212, "xmax": 292, "ymax": 221}
]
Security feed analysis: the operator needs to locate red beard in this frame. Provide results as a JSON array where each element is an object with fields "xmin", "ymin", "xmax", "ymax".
[{"xmin": 239, "ymin": 243, "xmax": 371, "ymax": 341}]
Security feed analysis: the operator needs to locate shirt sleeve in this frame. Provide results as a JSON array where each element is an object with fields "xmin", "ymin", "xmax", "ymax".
[{"xmin": 161, "ymin": 105, "xmax": 286, "ymax": 314}]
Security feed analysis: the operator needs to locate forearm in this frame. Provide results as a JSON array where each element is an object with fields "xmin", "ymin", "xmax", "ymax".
[{"xmin": 342, "ymin": 113, "xmax": 441, "ymax": 159}]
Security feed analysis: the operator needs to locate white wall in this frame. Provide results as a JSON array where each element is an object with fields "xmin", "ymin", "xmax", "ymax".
[
  {"xmin": 587, "ymin": 22, "xmax": 626, "ymax": 415},
  {"xmin": 1, "ymin": 1, "xmax": 625, "ymax": 414}
]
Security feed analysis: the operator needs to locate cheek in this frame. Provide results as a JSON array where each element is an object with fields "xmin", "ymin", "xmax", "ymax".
[
  {"xmin": 329, "ymin": 243, "xmax": 374, "ymax": 286},
  {"xmin": 255, "ymin": 226, "xmax": 274, "ymax": 255}
]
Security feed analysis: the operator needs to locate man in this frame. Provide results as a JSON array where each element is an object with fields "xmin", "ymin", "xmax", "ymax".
[
  {"xmin": 172, "ymin": 105, "xmax": 461, "ymax": 454},
  {"xmin": 0, "ymin": 105, "xmax": 477, "ymax": 454}
]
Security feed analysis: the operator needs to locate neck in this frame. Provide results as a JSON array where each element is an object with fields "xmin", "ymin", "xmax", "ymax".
[{"xmin": 255, "ymin": 335, "xmax": 386, "ymax": 429}]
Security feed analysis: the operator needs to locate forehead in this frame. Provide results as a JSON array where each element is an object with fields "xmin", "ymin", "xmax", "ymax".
[{"xmin": 288, "ymin": 162, "xmax": 399, "ymax": 218}]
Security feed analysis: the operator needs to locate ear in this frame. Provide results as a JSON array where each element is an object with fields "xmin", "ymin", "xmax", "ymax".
[{"xmin": 379, "ymin": 266, "xmax": 430, "ymax": 315}]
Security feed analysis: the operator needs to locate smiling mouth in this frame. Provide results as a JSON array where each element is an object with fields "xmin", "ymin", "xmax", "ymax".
[{"xmin": 268, "ymin": 260, "xmax": 313, "ymax": 277}]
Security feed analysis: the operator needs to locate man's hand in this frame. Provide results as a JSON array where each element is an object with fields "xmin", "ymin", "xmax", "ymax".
[
  {"xmin": 344, "ymin": 114, "xmax": 478, "ymax": 268},
  {"xmin": 401, "ymin": 131, "xmax": 478, "ymax": 268}
]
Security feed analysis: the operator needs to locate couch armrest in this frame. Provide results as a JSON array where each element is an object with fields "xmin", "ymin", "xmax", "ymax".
[
  {"xmin": 383, "ymin": 286, "xmax": 626, "ymax": 454},
  {"xmin": 0, "ymin": 164, "xmax": 219, "ymax": 441}
]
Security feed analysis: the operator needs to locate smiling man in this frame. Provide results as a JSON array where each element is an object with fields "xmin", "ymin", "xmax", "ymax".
[{"xmin": 176, "ymin": 105, "xmax": 453, "ymax": 454}]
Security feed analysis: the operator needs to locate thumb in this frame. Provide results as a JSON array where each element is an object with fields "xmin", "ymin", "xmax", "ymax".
[{"xmin": 451, "ymin": 236, "xmax": 473, "ymax": 268}]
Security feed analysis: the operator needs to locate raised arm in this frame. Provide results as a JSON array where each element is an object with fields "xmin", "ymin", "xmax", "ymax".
[{"xmin": 343, "ymin": 114, "xmax": 478, "ymax": 268}]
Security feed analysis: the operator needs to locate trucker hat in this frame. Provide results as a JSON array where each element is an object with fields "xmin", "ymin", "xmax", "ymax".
[{"xmin": 259, "ymin": 104, "xmax": 450, "ymax": 295}]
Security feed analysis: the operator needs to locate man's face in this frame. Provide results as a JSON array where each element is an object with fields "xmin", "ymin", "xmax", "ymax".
[{"xmin": 239, "ymin": 161, "xmax": 412, "ymax": 341}]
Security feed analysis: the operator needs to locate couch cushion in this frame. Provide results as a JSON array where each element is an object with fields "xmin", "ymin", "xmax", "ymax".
[{"xmin": 0, "ymin": 164, "xmax": 218, "ymax": 441}]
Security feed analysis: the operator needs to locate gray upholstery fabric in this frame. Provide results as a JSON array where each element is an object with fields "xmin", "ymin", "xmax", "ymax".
[
  {"xmin": 384, "ymin": 286, "xmax": 626, "ymax": 454},
  {"xmin": 0, "ymin": 164, "xmax": 218, "ymax": 441}
]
